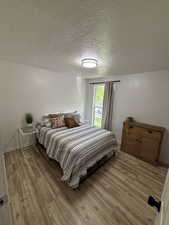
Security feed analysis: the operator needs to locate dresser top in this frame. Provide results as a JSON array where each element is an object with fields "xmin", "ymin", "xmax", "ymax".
[{"xmin": 124, "ymin": 120, "xmax": 165, "ymax": 133}]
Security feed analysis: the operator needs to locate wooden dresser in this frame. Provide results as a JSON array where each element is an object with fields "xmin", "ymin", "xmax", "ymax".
[{"xmin": 121, "ymin": 120, "xmax": 165, "ymax": 164}]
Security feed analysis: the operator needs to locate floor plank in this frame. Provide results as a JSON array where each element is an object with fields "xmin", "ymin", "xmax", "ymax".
[{"xmin": 5, "ymin": 148, "xmax": 167, "ymax": 225}]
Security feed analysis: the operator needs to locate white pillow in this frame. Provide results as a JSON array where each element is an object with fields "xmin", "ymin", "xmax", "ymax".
[{"xmin": 41, "ymin": 116, "xmax": 52, "ymax": 128}]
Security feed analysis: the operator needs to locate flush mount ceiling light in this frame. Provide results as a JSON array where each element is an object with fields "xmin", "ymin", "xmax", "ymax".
[{"xmin": 81, "ymin": 58, "xmax": 97, "ymax": 68}]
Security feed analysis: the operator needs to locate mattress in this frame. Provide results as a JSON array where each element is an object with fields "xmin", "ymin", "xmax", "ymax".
[{"xmin": 38, "ymin": 124, "xmax": 117, "ymax": 188}]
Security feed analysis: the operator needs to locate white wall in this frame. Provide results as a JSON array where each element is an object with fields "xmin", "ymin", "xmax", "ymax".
[
  {"xmin": 0, "ymin": 60, "xmax": 85, "ymax": 153},
  {"xmin": 85, "ymin": 70, "xmax": 169, "ymax": 164}
]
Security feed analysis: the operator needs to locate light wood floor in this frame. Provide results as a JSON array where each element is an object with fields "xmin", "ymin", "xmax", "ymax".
[{"xmin": 5, "ymin": 147, "xmax": 167, "ymax": 225}]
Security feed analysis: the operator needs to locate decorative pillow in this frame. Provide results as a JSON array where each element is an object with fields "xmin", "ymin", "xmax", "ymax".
[
  {"xmin": 64, "ymin": 111, "xmax": 81, "ymax": 123},
  {"xmin": 51, "ymin": 115, "xmax": 65, "ymax": 128},
  {"xmin": 48, "ymin": 113, "xmax": 62, "ymax": 119},
  {"xmin": 64, "ymin": 117, "xmax": 79, "ymax": 128}
]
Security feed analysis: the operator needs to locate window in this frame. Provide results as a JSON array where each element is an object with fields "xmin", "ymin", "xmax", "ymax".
[{"xmin": 92, "ymin": 84, "xmax": 105, "ymax": 127}]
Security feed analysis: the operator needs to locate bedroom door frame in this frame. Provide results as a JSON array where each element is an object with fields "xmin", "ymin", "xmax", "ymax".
[
  {"xmin": 0, "ymin": 153, "xmax": 12, "ymax": 225},
  {"xmin": 154, "ymin": 169, "xmax": 169, "ymax": 225}
]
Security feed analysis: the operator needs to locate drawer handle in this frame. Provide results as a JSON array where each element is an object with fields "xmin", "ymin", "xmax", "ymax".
[
  {"xmin": 136, "ymin": 139, "xmax": 142, "ymax": 143},
  {"xmin": 129, "ymin": 126, "xmax": 133, "ymax": 129},
  {"xmin": 148, "ymin": 130, "xmax": 153, "ymax": 134}
]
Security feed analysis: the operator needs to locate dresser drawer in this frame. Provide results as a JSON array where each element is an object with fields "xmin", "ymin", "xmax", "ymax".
[
  {"xmin": 139, "ymin": 137, "xmax": 160, "ymax": 163},
  {"xmin": 122, "ymin": 136, "xmax": 141, "ymax": 157},
  {"xmin": 124, "ymin": 125, "xmax": 142, "ymax": 137},
  {"xmin": 125, "ymin": 124, "xmax": 161, "ymax": 141},
  {"xmin": 141, "ymin": 128, "xmax": 161, "ymax": 141}
]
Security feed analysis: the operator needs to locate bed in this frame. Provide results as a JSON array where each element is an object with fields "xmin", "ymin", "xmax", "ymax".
[{"xmin": 38, "ymin": 124, "xmax": 117, "ymax": 188}]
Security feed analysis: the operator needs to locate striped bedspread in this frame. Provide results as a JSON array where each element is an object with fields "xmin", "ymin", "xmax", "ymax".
[{"xmin": 38, "ymin": 124, "xmax": 117, "ymax": 188}]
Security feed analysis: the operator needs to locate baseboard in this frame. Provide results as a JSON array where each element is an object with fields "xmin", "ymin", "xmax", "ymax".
[
  {"xmin": 1, "ymin": 144, "xmax": 18, "ymax": 154},
  {"xmin": 4, "ymin": 147, "xmax": 18, "ymax": 153},
  {"xmin": 159, "ymin": 161, "xmax": 169, "ymax": 168}
]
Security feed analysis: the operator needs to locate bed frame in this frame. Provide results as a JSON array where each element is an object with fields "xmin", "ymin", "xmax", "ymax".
[
  {"xmin": 77, "ymin": 152, "xmax": 116, "ymax": 189},
  {"xmin": 36, "ymin": 141, "xmax": 116, "ymax": 189}
]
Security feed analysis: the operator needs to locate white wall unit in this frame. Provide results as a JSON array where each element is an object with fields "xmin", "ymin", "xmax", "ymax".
[
  {"xmin": 154, "ymin": 169, "xmax": 169, "ymax": 225},
  {"xmin": 0, "ymin": 60, "xmax": 85, "ymax": 153},
  {"xmin": 85, "ymin": 70, "xmax": 169, "ymax": 164}
]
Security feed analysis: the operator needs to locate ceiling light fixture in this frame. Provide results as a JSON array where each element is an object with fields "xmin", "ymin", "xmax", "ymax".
[{"xmin": 81, "ymin": 58, "xmax": 97, "ymax": 68}]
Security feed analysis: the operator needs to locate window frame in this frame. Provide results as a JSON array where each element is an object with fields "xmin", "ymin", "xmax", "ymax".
[{"xmin": 92, "ymin": 83, "xmax": 105, "ymax": 127}]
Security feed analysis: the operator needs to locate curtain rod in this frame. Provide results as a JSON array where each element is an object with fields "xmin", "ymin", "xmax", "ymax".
[{"xmin": 89, "ymin": 80, "xmax": 120, "ymax": 85}]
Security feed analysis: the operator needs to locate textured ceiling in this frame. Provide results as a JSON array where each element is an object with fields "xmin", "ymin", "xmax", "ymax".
[{"xmin": 0, "ymin": 0, "xmax": 169, "ymax": 77}]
